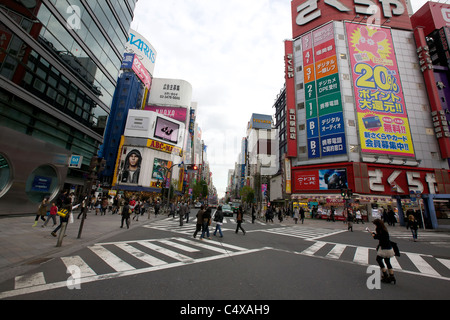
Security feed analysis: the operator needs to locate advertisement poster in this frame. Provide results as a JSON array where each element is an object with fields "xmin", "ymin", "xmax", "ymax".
[
  {"xmin": 346, "ymin": 22, "xmax": 415, "ymax": 158},
  {"xmin": 117, "ymin": 148, "xmax": 144, "ymax": 185},
  {"xmin": 293, "ymin": 168, "xmax": 348, "ymax": 191},
  {"xmin": 152, "ymin": 158, "xmax": 171, "ymax": 181},
  {"xmin": 154, "ymin": 117, "xmax": 180, "ymax": 144},
  {"xmin": 304, "ymin": 22, "xmax": 346, "ymax": 159}
]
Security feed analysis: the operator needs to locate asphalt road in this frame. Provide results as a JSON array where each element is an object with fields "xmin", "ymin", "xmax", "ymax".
[{"xmin": 1, "ymin": 209, "xmax": 450, "ymax": 304}]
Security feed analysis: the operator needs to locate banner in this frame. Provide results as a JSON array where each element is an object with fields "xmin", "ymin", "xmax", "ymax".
[
  {"xmin": 304, "ymin": 22, "xmax": 346, "ymax": 159},
  {"xmin": 346, "ymin": 23, "xmax": 415, "ymax": 158}
]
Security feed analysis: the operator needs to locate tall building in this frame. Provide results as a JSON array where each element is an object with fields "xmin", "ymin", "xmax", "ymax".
[
  {"xmin": 285, "ymin": 0, "xmax": 450, "ymax": 228},
  {"xmin": 0, "ymin": 0, "xmax": 138, "ymax": 214}
]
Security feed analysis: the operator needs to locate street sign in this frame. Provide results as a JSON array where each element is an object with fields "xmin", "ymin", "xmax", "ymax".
[{"xmin": 69, "ymin": 155, "xmax": 83, "ymax": 168}]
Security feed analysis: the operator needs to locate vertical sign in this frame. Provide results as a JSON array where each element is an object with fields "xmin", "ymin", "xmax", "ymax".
[
  {"xmin": 346, "ymin": 23, "xmax": 415, "ymax": 158},
  {"xmin": 303, "ymin": 22, "xmax": 346, "ymax": 159},
  {"xmin": 285, "ymin": 40, "xmax": 298, "ymax": 158}
]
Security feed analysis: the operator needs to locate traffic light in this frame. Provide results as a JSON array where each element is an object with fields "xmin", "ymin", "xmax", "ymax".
[
  {"xmin": 340, "ymin": 188, "xmax": 353, "ymax": 199},
  {"xmin": 187, "ymin": 164, "xmax": 198, "ymax": 170}
]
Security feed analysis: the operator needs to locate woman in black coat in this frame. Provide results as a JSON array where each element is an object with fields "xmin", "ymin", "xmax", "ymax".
[{"xmin": 370, "ymin": 219, "xmax": 396, "ymax": 284}]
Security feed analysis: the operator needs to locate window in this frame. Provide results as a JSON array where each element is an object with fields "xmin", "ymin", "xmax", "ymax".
[{"xmin": 0, "ymin": 154, "xmax": 12, "ymax": 198}]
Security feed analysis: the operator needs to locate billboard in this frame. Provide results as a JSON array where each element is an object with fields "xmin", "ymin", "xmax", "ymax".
[
  {"xmin": 285, "ymin": 40, "xmax": 298, "ymax": 158},
  {"xmin": 291, "ymin": 0, "xmax": 412, "ymax": 39},
  {"xmin": 148, "ymin": 78, "xmax": 193, "ymax": 109},
  {"xmin": 346, "ymin": 22, "xmax": 415, "ymax": 158},
  {"xmin": 116, "ymin": 148, "xmax": 144, "ymax": 185},
  {"xmin": 249, "ymin": 113, "xmax": 272, "ymax": 130},
  {"xmin": 125, "ymin": 29, "xmax": 157, "ymax": 76},
  {"xmin": 124, "ymin": 110, "xmax": 185, "ymax": 150},
  {"xmin": 303, "ymin": 23, "xmax": 347, "ymax": 159},
  {"xmin": 293, "ymin": 168, "xmax": 348, "ymax": 191},
  {"xmin": 145, "ymin": 106, "xmax": 188, "ymax": 123}
]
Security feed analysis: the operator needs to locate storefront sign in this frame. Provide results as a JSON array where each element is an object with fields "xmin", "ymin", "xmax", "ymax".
[
  {"xmin": 146, "ymin": 138, "xmax": 182, "ymax": 156},
  {"xmin": 346, "ymin": 22, "xmax": 415, "ymax": 158},
  {"xmin": 291, "ymin": 0, "xmax": 412, "ymax": 38},
  {"xmin": 285, "ymin": 40, "xmax": 298, "ymax": 158},
  {"xmin": 303, "ymin": 23, "xmax": 347, "ymax": 159}
]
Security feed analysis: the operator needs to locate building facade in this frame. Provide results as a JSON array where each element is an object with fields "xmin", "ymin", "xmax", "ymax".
[
  {"xmin": 0, "ymin": 0, "xmax": 137, "ymax": 214},
  {"xmin": 286, "ymin": 0, "xmax": 450, "ymax": 228}
]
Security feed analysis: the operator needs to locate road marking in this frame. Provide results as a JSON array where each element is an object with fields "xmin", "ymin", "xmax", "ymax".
[
  {"xmin": 89, "ymin": 245, "xmax": 135, "ymax": 272},
  {"xmin": 61, "ymin": 256, "xmax": 97, "ymax": 277},
  {"xmin": 353, "ymin": 247, "xmax": 369, "ymax": 265},
  {"xmin": 326, "ymin": 244, "xmax": 346, "ymax": 259},
  {"xmin": 301, "ymin": 241, "xmax": 327, "ymax": 255},
  {"xmin": 404, "ymin": 252, "xmax": 440, "ymax": 276},
  {"xmin": 115, "ymin": 243, "xmax": 168, "ymax": 266},
  {"xmin": 139, "ymin": 241, "xmax": 194, "ymax": 263},
  {"xmin": 14, "ymin": 272, "xmax": 45, "ymax": 290}
]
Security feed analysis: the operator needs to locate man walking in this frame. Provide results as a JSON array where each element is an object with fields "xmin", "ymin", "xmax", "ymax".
[{"xmin": 235, "ymin": 205, "xmax": 246, "ymax": 235}]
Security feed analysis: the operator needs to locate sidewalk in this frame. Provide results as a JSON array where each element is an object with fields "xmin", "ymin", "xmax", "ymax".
[{"xmin": 0, "ymin": 209, "xmax": 156, "ymax": 283}]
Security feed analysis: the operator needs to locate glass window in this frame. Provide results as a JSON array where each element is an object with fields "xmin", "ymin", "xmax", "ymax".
[
  {"xmin": 0, "ymin": 154, "xmax": 13, "ymax": 198},
  {"xmin": 25, "ymin": 165, "xmax": 59, "ymax": 203}
]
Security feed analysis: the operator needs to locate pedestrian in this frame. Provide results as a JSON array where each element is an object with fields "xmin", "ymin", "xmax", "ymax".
[
  {"xmin": 43, "ymin": 202, "xmax": 58, "ymax": 227},
  {"xmin": 347, "ymin": 209, "xmax": 353, "ymax": 232},
  {"xmin": 132, "ymin": 200, "xmax": 140, "ymax": 221},
  {"xmin": 120, "ymin": 200, "xmax": 131, "ymax": 229},
  {"xmin": 101, "ymin": 197, "xmax": 108, "ymax": 215},
  {"xmin": 193, "ymin": 205, "xmax": 205, "ymax": 238},
  {"xmin": 368, "ymin": 219, "xmax": 396, "ymax": 284},
  {"xmin": 201, "ymin": 207, "xmax": 212, "ymax": 240},
  {"xmin": 33, "ymin": 197, "xmax": 49, "ymax": 227},
  {"xmin": 407, "ymin": 214, "xmax": 419, "ymax": 242},
  {"xmin": 168, "ymin": 201, "xmax": 176, "ymax": 218},
  {"xmin": 277, "ymin": 207, "xmax": 283, "ymax": 223},
  {"xmin": 154, "ymin": 201, "xmax": 160, "ymax": 216},
  {"xmin": 235, "ymin": 205, "xmax": 246, "ymax": 235},
  {"xmin": 300, "ymin": 207, "xmax": 305, "ymax": 224},
  {"xmin": 185, "ymin": 201, "xmax": 190, "ymax": 223},
  {"xmin": 77, "ymin": 196, "xmax": 87, "ymax": 219},
  {"xmin": 293, "ymin": 207, "xmax": 299, "ymax": 224},
  {"xmin": 51, "ymin": 197, "xmax": 72, "ymax": 237},
  {"xmin": 355, "ymin": 209, "xmax": 363, "ymax": 224},
  {"xmin": 251, "ymin": 204, "xmax": 256, "ymax": 224},
  {"xmin": 213, "ymin": 205, "xmax": 224, "ymax": 238},
  {"xmin": 179, "ymin": 202, "xmax": 188, "ymax": 226}
]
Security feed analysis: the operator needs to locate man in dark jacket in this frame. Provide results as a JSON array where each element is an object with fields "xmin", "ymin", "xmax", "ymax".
[{"xmin": 120, "ymin": 200, "xmax": 131, "ymax": 229}]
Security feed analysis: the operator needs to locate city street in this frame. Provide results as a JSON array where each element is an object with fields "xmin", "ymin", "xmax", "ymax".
[{"xmin": 1, "ymin": 209, "xmax": 450, "ymax": 302}]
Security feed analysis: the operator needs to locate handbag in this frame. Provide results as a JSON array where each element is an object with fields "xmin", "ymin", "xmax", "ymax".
[
  {"xmin": 391, "ymin": 241, "xmax": 400, "ymax": 257},
  {"xmin": 57, "ymin": 208, "xmax": 69, "ymax": 218}
]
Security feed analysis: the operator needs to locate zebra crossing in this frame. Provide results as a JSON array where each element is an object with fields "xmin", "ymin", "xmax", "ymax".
[
  {"xmin": 143, "ymin": 216, "xmax": 265, "ymax": 235},
  {"xmin": 0, "ymin": 237, "xmax": 261, "ymax": 299},
  {"xmin": 296, "ymin": 240, "xmax": 450, "ymax": 280},
  {"xmin": 261, "ymin": 226, "xmax": 348, "ymax": 240}
]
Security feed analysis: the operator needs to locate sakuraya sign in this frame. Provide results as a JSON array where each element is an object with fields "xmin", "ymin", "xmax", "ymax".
[{"xmin": 291, "ymin": 0, "xmax": 412, "ymax": 38}]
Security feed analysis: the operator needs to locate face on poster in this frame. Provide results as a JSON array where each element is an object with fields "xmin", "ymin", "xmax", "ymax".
[
  {"xmin": 118, "ymin": 148, "xmax": 143, "ymax": 185},
  {"xmin": 346, "ymin": 23, "xmax": 415, "ymax": 158}
]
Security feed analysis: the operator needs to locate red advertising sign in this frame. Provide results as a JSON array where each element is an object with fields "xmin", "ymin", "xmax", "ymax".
[
  {"xmin": 291, "ymin": 0, "xmax": 412, "ymax": 38},
  {"xmin": 294, "ymin": 170, "xmax": 320, "ymax": 190},
  {"xmin": 285, "ymin": 40, "xmax": 298, "ymax": 158},
  {"xmin": 411, "ymin": 2, "xmax": 450, "ymax": 37},
  {"xmin": 132, "ymin": 55, "xmax": 151, "ymax": 89}
]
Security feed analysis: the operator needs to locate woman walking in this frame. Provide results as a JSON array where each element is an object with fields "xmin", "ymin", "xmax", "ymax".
[
  {"xmin": 200, "ymin": 207, "xmax": 212, "ymax": 240},
  {"xmin": 407, "ymin": 214, "xmax": 419, "ymax": 242},
  {"xmin": 213, "ymin": 205, "xmax": 224, "ymax": 238},
  {"xmin": 368, "ymin": 219, "xmax": 396, "ymax": 284},
  {"xmin": 33, "ymin": 197, "xmax": 49, "ymax": 227},
  {"xmin": 235, "ymin": 205, "xmax": 246, "ymax": 235}
]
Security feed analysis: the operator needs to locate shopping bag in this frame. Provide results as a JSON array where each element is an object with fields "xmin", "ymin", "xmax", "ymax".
[{"xmin": 57, "ymin": 208, "xmax": 69, "ymax": 218}]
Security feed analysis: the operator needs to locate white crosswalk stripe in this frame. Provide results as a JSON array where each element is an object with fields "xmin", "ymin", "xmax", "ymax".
[
  {"xmin": 299, "ymin": 241, "xmax": 450, "ymax": 279},
  {"xmin": 8, "ymin": 237, "xmax": 253, "ymax": 296},
  {"xmin": 262, "ymin": 226, "xmax": 347, "ymax": 240}
]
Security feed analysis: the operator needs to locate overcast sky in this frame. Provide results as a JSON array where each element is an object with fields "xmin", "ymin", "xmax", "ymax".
[{"xmin": 130, "ymin": 0, "xmax": 430, "ymax": 198}]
